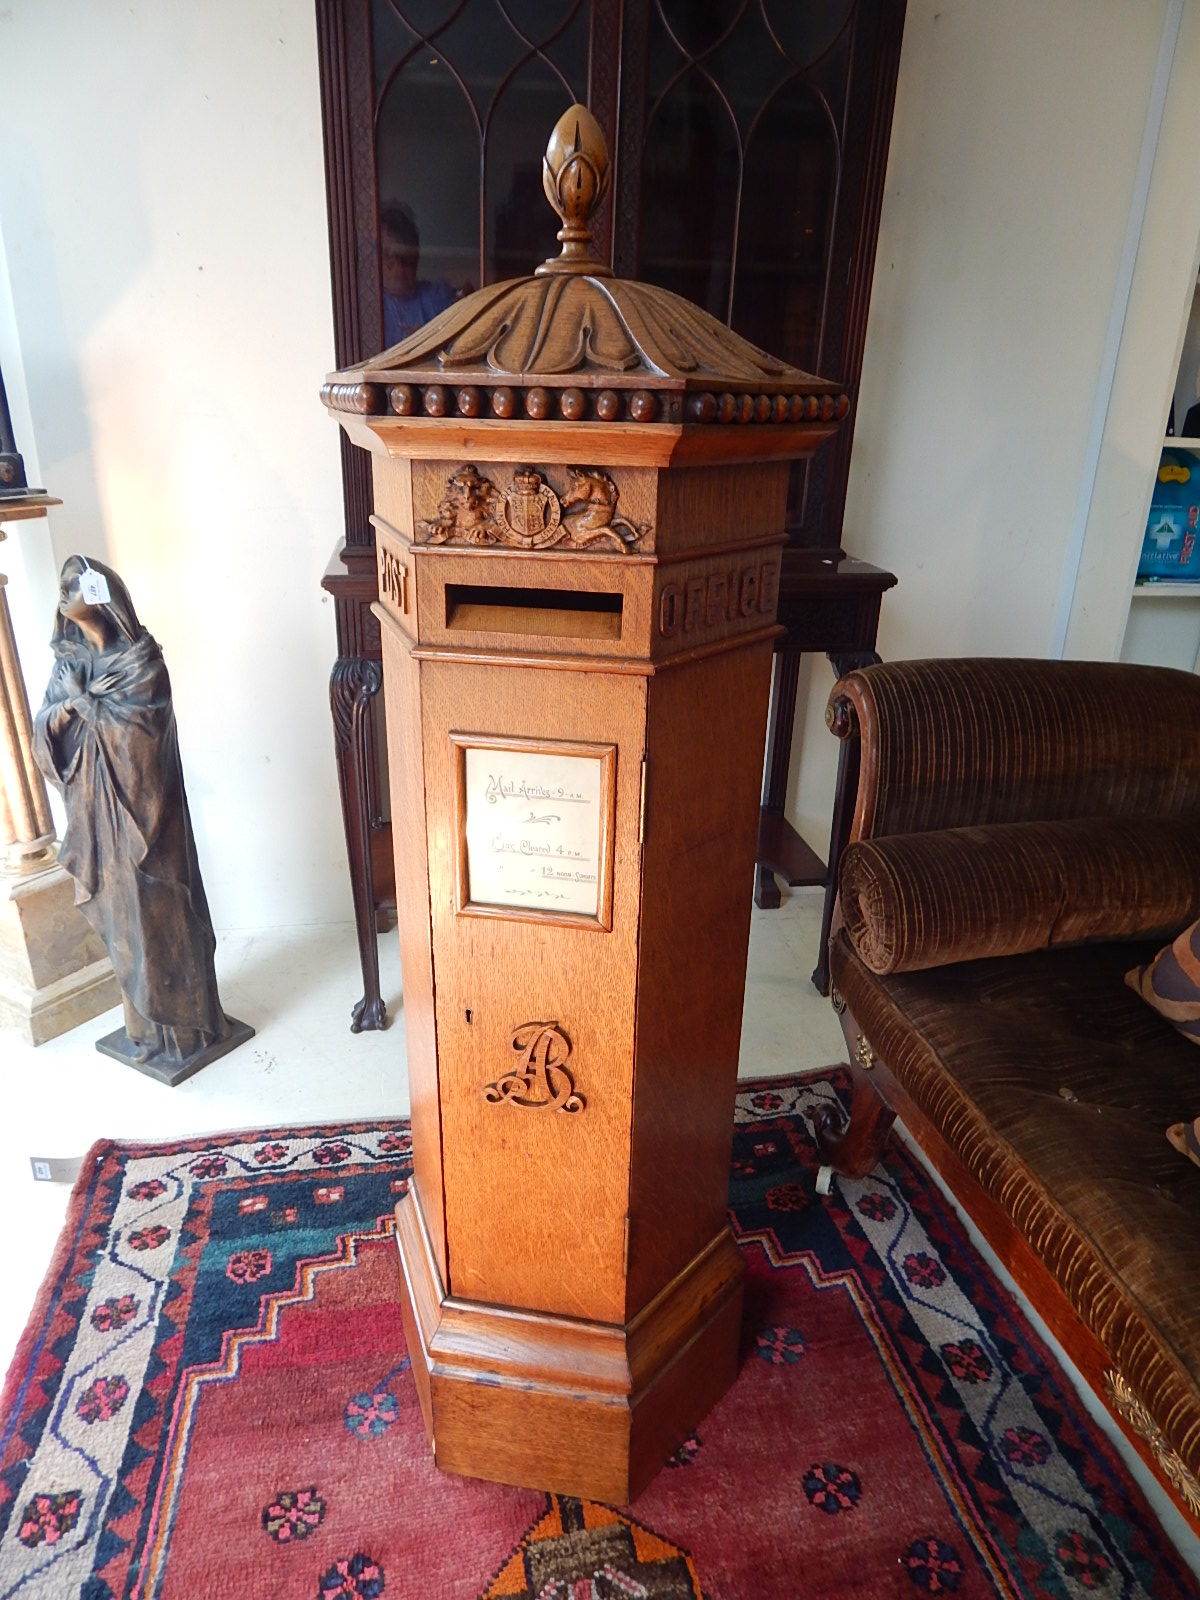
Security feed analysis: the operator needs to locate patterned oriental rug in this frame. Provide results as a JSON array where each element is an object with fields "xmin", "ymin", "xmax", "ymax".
[{"xmin": 1, "ymin": 1072, "xmax": 1196, "ymax": 1600}]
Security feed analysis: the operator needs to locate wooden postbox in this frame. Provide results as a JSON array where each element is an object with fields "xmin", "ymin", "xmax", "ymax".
[{"xmin": 321, "ymin": 106, "xmax": 848, "ymax": 1502}]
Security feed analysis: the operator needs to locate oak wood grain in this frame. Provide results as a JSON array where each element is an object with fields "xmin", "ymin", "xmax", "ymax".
[
  {"xmin": 411, "ymin": 459, "xmax": 658, "ymax": 553},
  {"xmin": 626, "ymin": 1284, "xmax": 743, "ymax": 1498},
  {"xmin": 654, "ymin": 462, "xmax": 789, "ymax": 556},
  {"xmin": 421, "ymin": 657, "xmax": 647, "ymax": 1323},
  {"xmin": 411, "ymin": 642, "xmax": 653, "ymax": 677},
  {"xmin": 650, "ymin": 536, "xmax": 785, "ymax": 664},
  {"xmin": 371, "ymin": 452, "xmax": 413, "ymax": 537},
  {"xmin": 373, "ymin": 524, "xmax": 416, "ymax": 641},
  {"xmin": 414, "ymin": 547, "xmax": 655, "ymax": 661},
  {"xmin": 395, "ymin": 1185, "xmax": 744, "ymax": 1502},
  {"xmin": 625, "ymin": 636, "xmax": 775, "ymax": 1317},
  {"xmin": 378, "ymin": 612, "xmax": 447, "ymax": 1281},
  {"xmin": 366, "ymin": 279, "xmax": 820, "ymax": 1492},
  {"xmin": 334, "ymin": 412, "xmax": 839, "ymax": 470}
]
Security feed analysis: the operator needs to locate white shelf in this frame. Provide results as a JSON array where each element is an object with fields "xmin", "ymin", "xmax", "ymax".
[
  {"xmin": 1132, "ymin": 582, "xmax": 1200, "ymax": 597},
  {"xmin": 1123, "ymin": 277, "xmax": 1200, "ymax": 668}
]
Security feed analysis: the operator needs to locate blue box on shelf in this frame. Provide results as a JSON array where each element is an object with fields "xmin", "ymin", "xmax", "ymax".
[{"xmin": 1137, "ymin": 447, "xmax": 1200, "ymax": 582}]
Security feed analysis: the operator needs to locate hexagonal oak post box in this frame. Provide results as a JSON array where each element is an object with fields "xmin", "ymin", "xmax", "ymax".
[{"xmin": 321, "ymin": 105, "xmax": 848, "ymax": 1503}]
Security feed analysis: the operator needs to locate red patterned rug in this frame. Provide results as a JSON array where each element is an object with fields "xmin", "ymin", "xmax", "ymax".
[{"xmin": 1, "ymin": 1069, "xmax": 1196, "ymax": 1599}]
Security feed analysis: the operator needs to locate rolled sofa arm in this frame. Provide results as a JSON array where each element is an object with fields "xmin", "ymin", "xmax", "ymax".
[
  {"xmin": 839, "ymin": 817, "xmax": 1200, "ymax": 974},
  {"xmin": 829, "ymin": 658, "xmax": 1200, "ymax": 843}
]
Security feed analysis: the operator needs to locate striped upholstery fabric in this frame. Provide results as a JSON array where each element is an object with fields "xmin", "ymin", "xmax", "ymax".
[
  {"xmin": 826, "ymin": 658, "xmax": 1200, "ymax": 1510},
  {"xmin": 829, "ymin": 932, "xmax": 1200, "ymax": 1489},
  {"xmin": 840, "ymin": 817, "xmax": 1200, "ymax": 974},
  {"xmin": 835, "ymin": 658, "xmax": 1200, "ymax": 842}
]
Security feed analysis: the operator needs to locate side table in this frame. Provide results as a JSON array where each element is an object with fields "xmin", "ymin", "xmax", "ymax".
[{"xmin": 755, "ymin": 552, "xmax": 897, "ymax": 993}]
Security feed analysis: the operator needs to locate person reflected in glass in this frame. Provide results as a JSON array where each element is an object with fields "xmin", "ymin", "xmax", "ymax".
[{"xmin": 381, "ymin": 203, "xmax": 457, "ymax": 348}]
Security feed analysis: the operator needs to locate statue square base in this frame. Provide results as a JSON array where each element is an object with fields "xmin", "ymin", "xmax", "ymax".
[
  {"xmin": 95, "ymin": 1015, "xmax": 255, "ymax": 1087},
  {"xmin": 394, "ymin": 1186, "xmax": 745, "ymax": 1504},
  {"xmin": 0, "ymin": 860, "xmax": 121, "ymax": 1046}
]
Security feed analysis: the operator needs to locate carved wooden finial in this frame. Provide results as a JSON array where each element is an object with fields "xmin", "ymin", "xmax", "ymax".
[{"xmin": 536, "ymin": 102, "xmax": 611, "ymax": 278}]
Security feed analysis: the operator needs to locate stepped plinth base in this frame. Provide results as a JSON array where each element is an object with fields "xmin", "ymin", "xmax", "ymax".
[{"xmin": 394, "ymin": 1187, "xmax": 744, "ymax": 1504}]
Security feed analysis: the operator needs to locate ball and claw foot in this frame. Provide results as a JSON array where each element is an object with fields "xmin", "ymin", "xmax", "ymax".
[{"xmin": 350, "ymin": 996, "xmax": 387, "ymax": 1033}]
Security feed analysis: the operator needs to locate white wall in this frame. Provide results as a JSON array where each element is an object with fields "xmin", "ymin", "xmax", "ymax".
[
  {"xmin": 786, "ymin": 0, "xmax": 1200, "ymax": 860},
  {"xmin": 6, "ymin": 1, "xmax": 1200, "ymax": 920},
  {"xmin": 0, "ymin": 0, "xmax": 349, "ymax": 929},
  {"xmin": 1063, "ymin": 0, "xmax": 1200, "ymax": 661}
]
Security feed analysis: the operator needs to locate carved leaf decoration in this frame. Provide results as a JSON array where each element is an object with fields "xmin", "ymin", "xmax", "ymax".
[
  {"xmin": 360, "ymin": 274, "xmax": 819, "ymax": 387},
  {"xmin": 452, "ymin": 278, "xmax": 643, "ymax": 377}
]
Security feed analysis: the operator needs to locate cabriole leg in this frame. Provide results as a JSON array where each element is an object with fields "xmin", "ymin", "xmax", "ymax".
[{"xmin": 330, "ymin": 655, "xmax": 386, "ymax": 1032}]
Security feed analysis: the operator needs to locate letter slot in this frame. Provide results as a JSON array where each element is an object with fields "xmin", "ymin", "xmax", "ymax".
[{"xmin": 445, "ymin": 583, "xmax": 623, "ymax": 641}]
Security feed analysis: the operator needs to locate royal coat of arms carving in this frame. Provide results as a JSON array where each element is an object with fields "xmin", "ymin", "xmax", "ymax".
[{"xmin": 418, "ymin": 465, "xmax": 650, "ymax": 553}]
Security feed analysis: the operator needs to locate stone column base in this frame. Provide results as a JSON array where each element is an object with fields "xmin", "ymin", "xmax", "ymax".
[{"xmin": 0, "ymin": 860, "xmax": 120, "ymax": 1046}]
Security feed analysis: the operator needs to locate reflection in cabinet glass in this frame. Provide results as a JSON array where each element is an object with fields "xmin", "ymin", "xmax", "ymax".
[
  {"xmin": 373, "ymin": 0, "xmax": 589, "ymax": 342},
  {"xmin": 627, "ymin": 0, "xmax": 859, "ymax": 538},
  {"xmin": 316, "ymin": 0, "xmax": 906, "ymax": 1027}
]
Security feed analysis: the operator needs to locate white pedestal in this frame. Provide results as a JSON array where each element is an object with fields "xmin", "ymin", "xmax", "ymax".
[{"xmin": 0, "ymin": 860, "xmax": 119, "ymax": 1045}]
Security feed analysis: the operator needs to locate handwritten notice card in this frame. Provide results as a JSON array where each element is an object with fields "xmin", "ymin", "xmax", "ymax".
[{"xmin": 462, "ymin": 744, "xmax": 606, "ymax": 919}]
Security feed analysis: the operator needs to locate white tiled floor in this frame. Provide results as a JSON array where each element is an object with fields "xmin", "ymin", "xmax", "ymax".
[{"xmin": 3, "ymin": 886, "xmax": 1198, "ymax": 1573}]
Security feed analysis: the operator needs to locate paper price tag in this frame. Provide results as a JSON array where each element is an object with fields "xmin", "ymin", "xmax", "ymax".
[{"xmin": 80, "ymin": 569, "xmax": 111, "ymax": 605}]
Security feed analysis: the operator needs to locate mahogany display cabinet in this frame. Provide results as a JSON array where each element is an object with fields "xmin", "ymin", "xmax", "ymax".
[
  {"xmin": 316, "ymin": 0, "xmax": 905, "ymax": 1028},
  {"xmin": 320, "ymin": 106, "xmax": 850, "ymax": 1500}
]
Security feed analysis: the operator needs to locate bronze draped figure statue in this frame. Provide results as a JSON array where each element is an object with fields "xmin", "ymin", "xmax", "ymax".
[{"xmin": 32, "ymin": 555, "xmax": 252, "ymax": 1085}]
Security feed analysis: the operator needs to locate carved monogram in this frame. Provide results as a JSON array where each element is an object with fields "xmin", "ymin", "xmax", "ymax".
[
  {"xmin": 418, "ymin": 465, "xmax": 649, "ymax": 553},
  {"xmin": 483, "ymin": 1022, "xmax": 584, "ymax": 1114}
]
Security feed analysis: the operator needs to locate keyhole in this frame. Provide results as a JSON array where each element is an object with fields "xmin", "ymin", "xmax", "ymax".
[{"xmin": 465, "ymin": 1008, "xmax": 473, "ymax": 1025}]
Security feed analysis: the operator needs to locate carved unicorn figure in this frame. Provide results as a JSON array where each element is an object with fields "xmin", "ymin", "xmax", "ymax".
[{"xmin": 560, "ymin": 467, "xmax": 646, "ymax": 549}]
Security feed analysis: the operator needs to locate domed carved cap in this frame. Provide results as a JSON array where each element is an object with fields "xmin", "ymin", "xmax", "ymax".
[{"xmin": 323, "ymin": 105, "xmax": 847, "ymax": 427}]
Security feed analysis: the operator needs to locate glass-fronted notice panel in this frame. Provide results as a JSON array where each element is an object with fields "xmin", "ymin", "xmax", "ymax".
[{"xmin": 452, "ymin": 734, "xmax": 616, "ymax": 929}]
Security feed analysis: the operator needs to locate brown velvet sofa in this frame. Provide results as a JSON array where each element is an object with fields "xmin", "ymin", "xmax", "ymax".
[{"xmin": 818, "ymin": 657, "xmax": 1200, "ymax": 1531}]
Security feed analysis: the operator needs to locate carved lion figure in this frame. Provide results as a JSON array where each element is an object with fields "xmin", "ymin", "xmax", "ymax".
[{"xmin": 424, "ymin": 464, "xmax": 504, "ymax": 544}]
